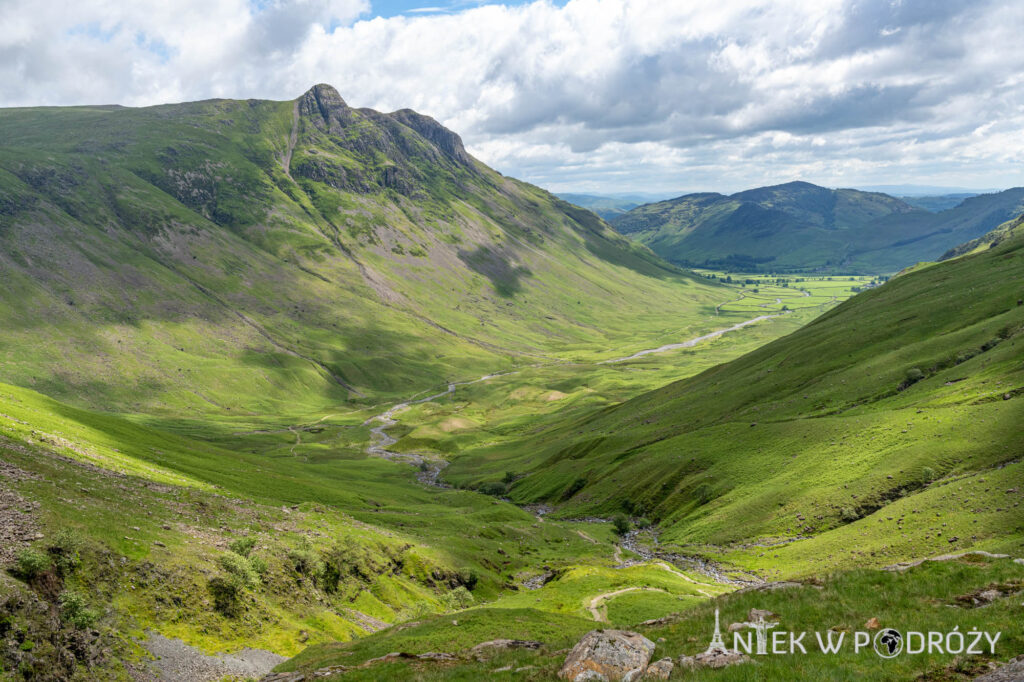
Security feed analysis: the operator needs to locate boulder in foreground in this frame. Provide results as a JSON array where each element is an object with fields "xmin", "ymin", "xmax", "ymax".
[{"xmin": 558, "ymin": 629, "xmax": 656, "ymax": 682}]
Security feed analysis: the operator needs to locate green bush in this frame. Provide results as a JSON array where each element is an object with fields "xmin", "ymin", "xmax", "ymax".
[
  {"xmin": 634, "ymin": 517, "xmax": 651, "ymax": 529},
  {"xmin": 249, "ymin": 555, "xmax": 268, "ymax": 577},
  {"xmin": 208, "ymin": 576, "xmax": 241, "ymax": 617},
  {"xmin": 905, "ymin": 368, "xmax": 925, "ymax": 384},
  {"xmin": 288, "ymin": 548, "xmax": 322, "ymax": 578},
  {"xmin": 921, "ymin": 467, "xmax": 936, "ymax": 483},
  {"xmin": 478, "ymin": 481, "xmax": 507, "ymax": 497},
  {"xmin": 59, "ymin": 591, "xmax": 97, "ymax": 629},
  {"xmin": 218, "ymin": 552, "xmax": 259, "ymax": 588},
  {"xmin": 228, "ymin": 537, "xmax": 257, "ymax": 557},
  {"xmin": 459, "ymin": 569, "xmax": 479, "ymax": 591},
  {"xmin": 612, "ymin": 514, "xmax": 630, "ymax": 536},
  {"xmin": 440, "ymin": 586, "xmax": 474, "ymax": 610},
  {"xmin": 955, "ymin": 349, "xmax": 979, "ymax": 365},
  {"xmin": 48, "ymin": 529, "xmax": 82, "ymax": 575},
  {"xmin": 840, "ymin": 507, "xmax": 859, "ymax": 523},
  {"xmin": 13, "ymin": 549, "xmax": 50, "ymax": 580}
]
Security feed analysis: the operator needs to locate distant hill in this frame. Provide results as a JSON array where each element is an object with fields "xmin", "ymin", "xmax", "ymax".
[
  {"xmin": 611, "ymin": 181, "xmax": 1024, "ymax": 273},
  {"xmin": 556, "ymin": 192, "xmax": 673, "ymax": 220},
  {"xmin": 556, "ymin": 193, "xmax": 639, "ymax": 220},
  {"xmin": 900, "ymin": 193, "xmax": 977, "ymax": 212}
]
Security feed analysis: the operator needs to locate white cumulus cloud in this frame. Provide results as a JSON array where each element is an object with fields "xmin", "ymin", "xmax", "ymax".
[{"xmin": 1, "ymin": 0, "xmax": 1023, "ymax": 193}]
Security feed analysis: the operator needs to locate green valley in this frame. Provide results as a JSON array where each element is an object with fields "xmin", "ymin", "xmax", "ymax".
[{"xmin": 1, "ymin": 85, "xmax": 1022, "ymax": 682}]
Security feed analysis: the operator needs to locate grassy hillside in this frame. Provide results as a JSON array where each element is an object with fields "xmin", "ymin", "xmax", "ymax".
[
  {"xmin": 942, "ymin": 212, "xmax": 1024, "ymax": 260},
  {"xmin": 0, "ymin": 85, "xmax": 725, "ymax": 421},
  {"xmin": 611, "ymin": 181, "xmax": 1024, "ymax": 273},
  {"xmin": 280, "ymin": 554, "xmax": 1024, "ymax": 680},
  {"xmin": 446, "ymin": 221, "xmax": 1024, "ymax": 578}
]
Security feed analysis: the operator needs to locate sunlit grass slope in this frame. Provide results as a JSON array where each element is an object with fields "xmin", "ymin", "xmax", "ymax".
[{"xmin": 446, "ymin": 225, "xmax": 1024, "ymax": 577}]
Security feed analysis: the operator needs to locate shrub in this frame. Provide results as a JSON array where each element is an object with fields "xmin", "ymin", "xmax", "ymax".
[
  {"xmin": 634, "ymin": 517, "xmax": 651, "ymax": 530},
  {"xmin": 288, "ymin": 548, "xmax": 322, "ymax": 578},
  {"xmin": 612, "ymin": 514, "xmax": 630, "ymax": 536},
  {"xmin": 955, "ymin": 349, "xmax": 979, "ymax": 365},
  {"xmin": 840, "ymin": 507, "xmax": 859, "ymax": 523},
  {"xmin": 440, "ymin": 586, "xmax": 474, "ymax": 610},
  {"xmin": 249, "ymin": 555, "xmax": 268, "ymax": 577},
  {"xmin": 218, "ymin": 553, "xmax": 259, "ymax": 588},
  {"xmin": 48, "ymin": 529, "xmax": 82, "ymax": 575},
  {"xmin": 900, "ymin": 367, "xmax": 926, "ymax": 389},
  {"xmin": 59, "ymin": 591, "xmax": 97, "ymax": 629},
  {"xmin": 208, "ymin": 576, "xmax": 241, "ymax": 617},
  {"xmin": 228, "ymin": 537, "xmax": 257, "ymax": 557},
  {"xmin": 13, "ymin": 549, "xmax": 50, "ymax": 581},
  {"xmin": 478, "ymin": 482, "xmax": 507, "ymax": 497},
  {"xmin": 459, "ymin": 569, "xmax": 479, "ymax": 591},
  {"xmin": 921, "ymin": 467, "xmax": 936, "ymax": 483},
  {"xmin": 502, "ymin": 471, "xmax": 517, "ymax": 485}
]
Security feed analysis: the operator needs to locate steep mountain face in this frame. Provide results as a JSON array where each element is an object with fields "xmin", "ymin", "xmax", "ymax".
[
  {"xmin": 0, "ymin": 84, "xmax": 718, "ymax": 415},
  {"xmin": 449, "ymin": 221, "xmax": 1024, "ymax": 575},
  {"xmin": 611, "ymin": 181, "xmax": 1024, "ymax": 273}
]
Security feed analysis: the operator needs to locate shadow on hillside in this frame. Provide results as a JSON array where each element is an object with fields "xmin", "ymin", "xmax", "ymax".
[{"xmin": 457, "ymin": 246, "xmax": 532, "ymax": 297}]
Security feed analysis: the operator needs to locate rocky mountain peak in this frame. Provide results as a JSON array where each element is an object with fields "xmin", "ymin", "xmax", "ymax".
[{"xmin": 298, "ymin": 84, "xmax": 349, "ymax": 132}]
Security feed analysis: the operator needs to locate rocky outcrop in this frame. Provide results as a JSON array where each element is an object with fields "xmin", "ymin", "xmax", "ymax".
[
  {"xmin": 973, "ymin": 654, "xmax": 1024, "ymax": 681},
  {"xmin": 678, "ymin": 649, "xmax": 750, "ymax": 670},
  {"xmin": 558, "ymin": 629, "xmax": 656, "ymax": 682},
  {"xmin": 644, "ymin": 657, "xmax": 674, "ymax": 679},
  {"xmin": 390, "ymin": 109, "xmax": 473, "ymax": 166},
  {"xmin": 298, "ymin": 84, "xmax": 351, "ymax": 133},
  {"xmin": 470, "ymin": 638, "xmax": 543, "ymax": 660}
]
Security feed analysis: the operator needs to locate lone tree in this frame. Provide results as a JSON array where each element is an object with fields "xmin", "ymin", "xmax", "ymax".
[{"xmin": 612, "ymin": 513, "xmax": 630, "ymax": 536}]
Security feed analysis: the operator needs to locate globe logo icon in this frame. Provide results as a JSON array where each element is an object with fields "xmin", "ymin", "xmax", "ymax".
[{"xmin": 873, "ymin": 628, "xmax": 903, "ymax": 658}]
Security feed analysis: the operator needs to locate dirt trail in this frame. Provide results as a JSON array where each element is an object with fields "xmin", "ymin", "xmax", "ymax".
[
  {"xmin": 600, "ymin": 314, "xmax": 783, "ymax": 364},
  {"xmin": 654, "ymin": 562, "xmax": 716, "ymax": 596},
  {"xmin": 363, "ymin": 370, "xmax": 523, "ymax": 485},
  {"xmin": 586, "ymin": 586, "xmax": 667, "ymax": 622}
]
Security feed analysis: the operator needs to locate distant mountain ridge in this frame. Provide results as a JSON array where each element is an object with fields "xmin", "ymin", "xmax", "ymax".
[{"xmin": 611, "ymin": 181, "xmax": 1024, "ymax": 273}]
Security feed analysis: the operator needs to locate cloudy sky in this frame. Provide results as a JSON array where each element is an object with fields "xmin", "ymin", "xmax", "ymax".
[{"xmin": 2, "ymin": 0, "xmax": 1022, "ymax": 194}]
